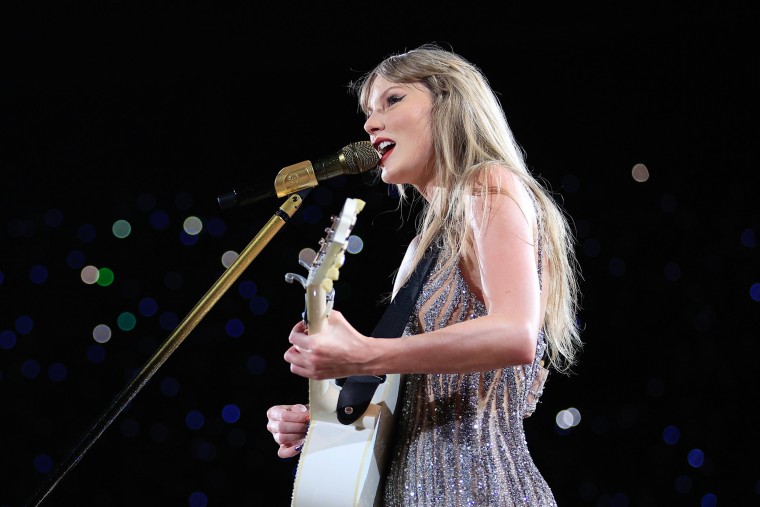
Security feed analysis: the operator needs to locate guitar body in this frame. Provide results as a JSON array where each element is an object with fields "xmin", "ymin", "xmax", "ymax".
[
  {"xmin": 285, "ymin": 198, "xmax": 400, "ymax": 507},
  {"xmin": 290, "ymin": 374, "xmax": 402, "ymax": 507}
]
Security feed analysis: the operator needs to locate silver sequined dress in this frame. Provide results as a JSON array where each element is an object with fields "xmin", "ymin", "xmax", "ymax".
[{"xmin": 382, "ymin": 256, "xmax": 555, "ymax": 507}]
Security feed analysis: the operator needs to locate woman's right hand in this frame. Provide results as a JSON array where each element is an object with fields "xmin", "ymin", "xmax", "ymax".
[{"xmin": 266, "ymin": 404, "xmax": 309, "ymax": 458}]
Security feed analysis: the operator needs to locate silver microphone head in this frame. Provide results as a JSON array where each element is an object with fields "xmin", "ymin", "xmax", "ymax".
[{"xmin": 341, "ymin": 141, "xmax": 379, "ymax": 174}]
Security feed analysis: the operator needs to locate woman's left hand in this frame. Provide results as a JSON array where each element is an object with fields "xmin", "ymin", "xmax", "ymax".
[{"xmin": 284, "ymin": 310, "xmax": 371, "ymax": 380}]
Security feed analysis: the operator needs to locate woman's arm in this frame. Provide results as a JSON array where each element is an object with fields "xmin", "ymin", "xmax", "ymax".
[{"xmin": 285, "ymin": 167, "xmax": 543, "ymax": 378}]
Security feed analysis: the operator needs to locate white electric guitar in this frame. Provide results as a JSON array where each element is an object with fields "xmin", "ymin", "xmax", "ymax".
[{"xmin": 285, "ymin": 197, "xmax": 402, "ymax": 507}]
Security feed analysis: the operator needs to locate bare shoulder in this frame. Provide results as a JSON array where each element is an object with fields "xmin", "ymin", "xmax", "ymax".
[{"xmin": 469, "ymin": 164, "xmax": 535, "ymax": 224}]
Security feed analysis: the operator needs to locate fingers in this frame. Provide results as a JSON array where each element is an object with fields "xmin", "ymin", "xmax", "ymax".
[
  {"xmin": 268, "ymin": 418, "xmax": 309, "ymax": 439},
  {"xmin": 266, "ymin": 404, "xmax": 309, "ymax": 458},
  {"xmin": 290, "ymin": 403, "xmax": 309, "ymax": 414},
  {"xmin": 288, "ymin": 324, "xmax": 310, "ymax": 347},
  {"xmin": 327, "ymin": 309, "xmax": 343, "ymax": 323},
  {"xmin": 284, "ymin": 346, "xmax": 306, "ymax": 375},
  {"xmin": 278, "ymin": 441, "xmax": 305, "ymax": 458},
  {"xmin": 267, "ymin": 404, "xmax": 309, "ymax": 425},
  {"xmin": 287, "ymin": 323, "xmax": 312, "ymax": 363},
  {"xmin": 290, "ymin": 320, "xmax": 308, "ymax": 335}
]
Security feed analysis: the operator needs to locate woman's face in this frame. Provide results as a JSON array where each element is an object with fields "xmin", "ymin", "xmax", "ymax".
[{"xmin": 364, "ymin": 76, "xmax": 435, "ymax": 194}]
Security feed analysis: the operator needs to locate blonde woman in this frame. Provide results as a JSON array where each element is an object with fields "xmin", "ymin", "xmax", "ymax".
[{"xmin": 267, "ymin": 43, "xmax": 583, "ymax": 506}]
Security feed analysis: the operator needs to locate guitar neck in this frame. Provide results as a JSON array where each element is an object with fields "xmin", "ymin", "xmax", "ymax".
[
  {"xmin": 305, "ymin": 286, "xmax": 328, "ymax": 335},
  {"xmin": 288, "ymin": 198, "xmax": 402, "ymax": 507}
]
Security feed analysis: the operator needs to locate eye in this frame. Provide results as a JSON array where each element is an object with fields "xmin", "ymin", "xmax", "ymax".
[{"xmin": 387, "ymin": 95, "xmax": 404, "ymax": 106}]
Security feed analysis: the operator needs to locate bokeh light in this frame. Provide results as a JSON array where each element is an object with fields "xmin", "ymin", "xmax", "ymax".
[
  {"xmin": 112, "ymin": 219, "xmax": 132, "ymax": 238},
  {"xmin": 93, "ymin": 323, "xmax": 112, "ymax": 343},
  {"xmin": 555, "ymin": 407, "xmax": 581, "ymax": 430},
  {"xmin": 81, "ymin": 265, "xmax": 99, "ymax": 284},
  {"xmin": 186, "ymin": 410, "xmax": 205, "ymax": 430},
  {"xmin": 221, "ymin": 250, "xmax": 239, "ymax": 269},
  {"xmin": 96, "ymin": 267, "xmax": 115, "ymax": 286},
  {"xmin": 183, "ymin": 216, "xmax": 203, "ymax": 235},
  {"xmin": 631, "ymin": 163, "xmax": 650, "ymax": 182}
]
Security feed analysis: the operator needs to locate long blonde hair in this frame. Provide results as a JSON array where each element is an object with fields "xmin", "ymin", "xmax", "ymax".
[{"xmin": 350, "ymin": 43, "xmax": 583, "ymax": 373}]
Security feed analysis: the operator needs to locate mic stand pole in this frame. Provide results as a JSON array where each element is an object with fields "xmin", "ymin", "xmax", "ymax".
[{"xmin": 25, "ymin": 190, "xmax": 310, "ymax": 507}]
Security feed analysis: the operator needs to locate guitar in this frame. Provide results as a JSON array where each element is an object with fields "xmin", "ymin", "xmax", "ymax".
[{"xmin": 285, "ymin": 197, "xmax": 402, "ymax": 507}]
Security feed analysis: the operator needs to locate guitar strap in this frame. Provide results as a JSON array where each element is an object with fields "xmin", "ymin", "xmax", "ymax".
[{"xmin": 334, "ymin": 242, "xmax": 440, "ymax": 425}]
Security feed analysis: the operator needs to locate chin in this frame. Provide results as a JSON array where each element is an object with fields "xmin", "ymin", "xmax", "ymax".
[{"xmin": 379, "ymin": 167, "xmax": 394, "ymax": 184}]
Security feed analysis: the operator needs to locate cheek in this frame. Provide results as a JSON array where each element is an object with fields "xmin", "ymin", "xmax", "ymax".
[
  {"xmin": 410, "ymin": 123, "xmax": 434, "ymax": 164},
  {"xmin": 408, "ymin": 144, "xmax": 431, "ymax": 169}
]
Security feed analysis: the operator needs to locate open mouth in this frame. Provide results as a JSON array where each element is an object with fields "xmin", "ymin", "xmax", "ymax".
[{"xmin": 376, "ymin": 141, "xmax": 395, "ymax": 164}]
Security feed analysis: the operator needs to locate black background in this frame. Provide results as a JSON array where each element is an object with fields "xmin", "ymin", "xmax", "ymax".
[{"xmin": 1, "ymin": 3, "xmax": 758, "ymax": 506}]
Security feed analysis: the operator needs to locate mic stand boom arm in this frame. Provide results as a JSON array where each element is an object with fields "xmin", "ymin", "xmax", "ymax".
[{"xmin": 25, "ymin": 190, "xmax": 310, "ymax": 507}]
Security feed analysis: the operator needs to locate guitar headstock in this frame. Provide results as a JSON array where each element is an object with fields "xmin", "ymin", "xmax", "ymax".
[{"xmin": 285, "ymin": 198, "xmax": 365, "ymax": 333}]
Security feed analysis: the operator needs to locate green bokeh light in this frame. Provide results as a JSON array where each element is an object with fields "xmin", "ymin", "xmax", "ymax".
[
  {"xmin": 97, "ymin": 267, "xmax": 115, "ymax": 286},
  {"xmin": 117, "ymin": 312, "xmax": 137, "ymax": 331}
]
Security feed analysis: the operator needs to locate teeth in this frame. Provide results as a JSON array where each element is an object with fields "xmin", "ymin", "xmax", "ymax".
[{"xmin": 377, "ymin": 140, "xmax": 395, "ymax": 154}]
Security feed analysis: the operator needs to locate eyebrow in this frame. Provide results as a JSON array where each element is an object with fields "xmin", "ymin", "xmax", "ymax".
[
  {"xmin": 383, "ymin": 85, "xmax": 406, "ymax": 94},
  {"xmin": 374, "ymin": 85, "xmax": 407, "ymax": 105},
  {"xmin": 366, "ymin": 85, "xmax": 407, "ymax": 114}
]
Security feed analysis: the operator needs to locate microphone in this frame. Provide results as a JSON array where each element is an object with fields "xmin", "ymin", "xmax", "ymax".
[{"xmin": 217, "ymin": 141, "xmax": 379, "ymax": 209}]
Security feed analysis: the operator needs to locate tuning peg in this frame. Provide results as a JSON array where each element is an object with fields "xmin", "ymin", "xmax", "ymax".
[
  {"xmin": 321, "ymin": 278, "xmax": 334, "ymax": 292},
  {"xmin": 335, "ymin": 253, "xmax": 346, "ymax": 268},
  {"xmin": 326, "ymin": 266, "xmax": 340, "ymax": 280},
  {"xmin": 298, "ymin": 248, "xmax": 317, "ymax": 269},
  {"xmin": 285, "ymin": 272, "xmax": 307, "ymax": 288}
]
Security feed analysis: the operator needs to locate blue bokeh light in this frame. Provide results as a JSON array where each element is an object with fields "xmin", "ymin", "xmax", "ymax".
[
  {"xmin": 160, "ymin": 376, "xmax": 180, "ymax": 397},
  {"xmin": 750, "ymin": 283, "xmax": 760, "ymax": 302},
  {"xmin": 77, "ymin": 223, "xmax": 97, "ymax": 243},
  {"xmin": 221, "ymin": 403, "xmax": 241, "ymax": 424},
  {"xmin": 86, "ymin": 344, "xmax": 106, "ymax": 364},
  {"xmin": 740, "ymin": 228, "xmax": 757, "ymax": 248},
  {"xmin": 687, "ymin": 448, "xmax": 705, "ymax": 468},
  {"xmin": 701, "ymin": 493, "xmax": 718, "ymax": 507},
  {"xmin": 189, "ymin": 491, "xmax": 208, "ymax": 507},
  {"xmin": 0, "ymin": 330, "xmax": 17, "ymax": 350},
  {"xmin": 205, "ymin": 217, "xmax": 226, "ymax": 237},
  {"xmin": 247, "ymin": 355, "xmax": 265, "ymax": 375},
  {"xmin": 48, "ymin": 362, "xmax": 67, "ymax": 382},
  {"xmin": 159, "ymin": 311, "xmax": 179, "ymax": 331},
  {"xmin": 21, "ymin": 359, "xmax": 41, "ymax": 379},
  {"xmin": 225, "ymin": 318, "xmax": 244, "ymax": 338},
  {"xmin": 15, "ymin": 315, "xmax": 33, "ymax": 334},
  {"xmin": 186, "ymin": 410, "xmax": 205, "ymax": 430},
  {"xmin": 44, "ymin": 208, "xmax": 64, "ymax": 227},
  {"xmin": 238, "ymin": 280, "xmax": 257, "ymax": 299},
  {"xmin": 29, "ymin": 265, "xmax": 49, "ymax": 284},
  {"xmin": 150, "ymin": 209, "xmax": 170, "ymax": 231},
  {"xmin": 662, "ymin": 425, "xmax": 680, "ymax": 445},
  {"xmin": 249, "ymin": 296, "xmax": 269, "ymax": 316},
  {"xmin": 33, "ymin": 453, "xmax": 53, "ymax": 474},
  {"xmin": 179, "ymin": 230, "xmax": 199, "ymax": 246},
  {"xmin": 139, "ymin": 297, "xmax": 159, "ymax": 317},
  {"xmin": 66, "ymin": 250, "xmax": 86, "ymax": 269}
]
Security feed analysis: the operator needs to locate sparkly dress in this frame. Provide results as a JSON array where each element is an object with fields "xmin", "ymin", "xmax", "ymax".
[{"xmin": 382, "ymin": 256, "xmax": 554, "ymax": 507}]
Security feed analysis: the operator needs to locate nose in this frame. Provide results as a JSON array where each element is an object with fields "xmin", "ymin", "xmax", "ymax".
[{"xmin": 363, "ymin": 112, "xmax": 382, "ymax": 135}]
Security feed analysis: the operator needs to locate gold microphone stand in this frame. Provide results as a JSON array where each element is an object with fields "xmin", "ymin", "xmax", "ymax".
[{"xmin": 25, "ymin": 190, "xmax": 309, "ymax": 507}]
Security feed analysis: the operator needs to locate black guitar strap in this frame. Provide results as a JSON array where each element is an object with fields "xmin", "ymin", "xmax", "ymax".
[{"xmin": 334, "ymin": 243, "xmax": 440, "ymax": 425}]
